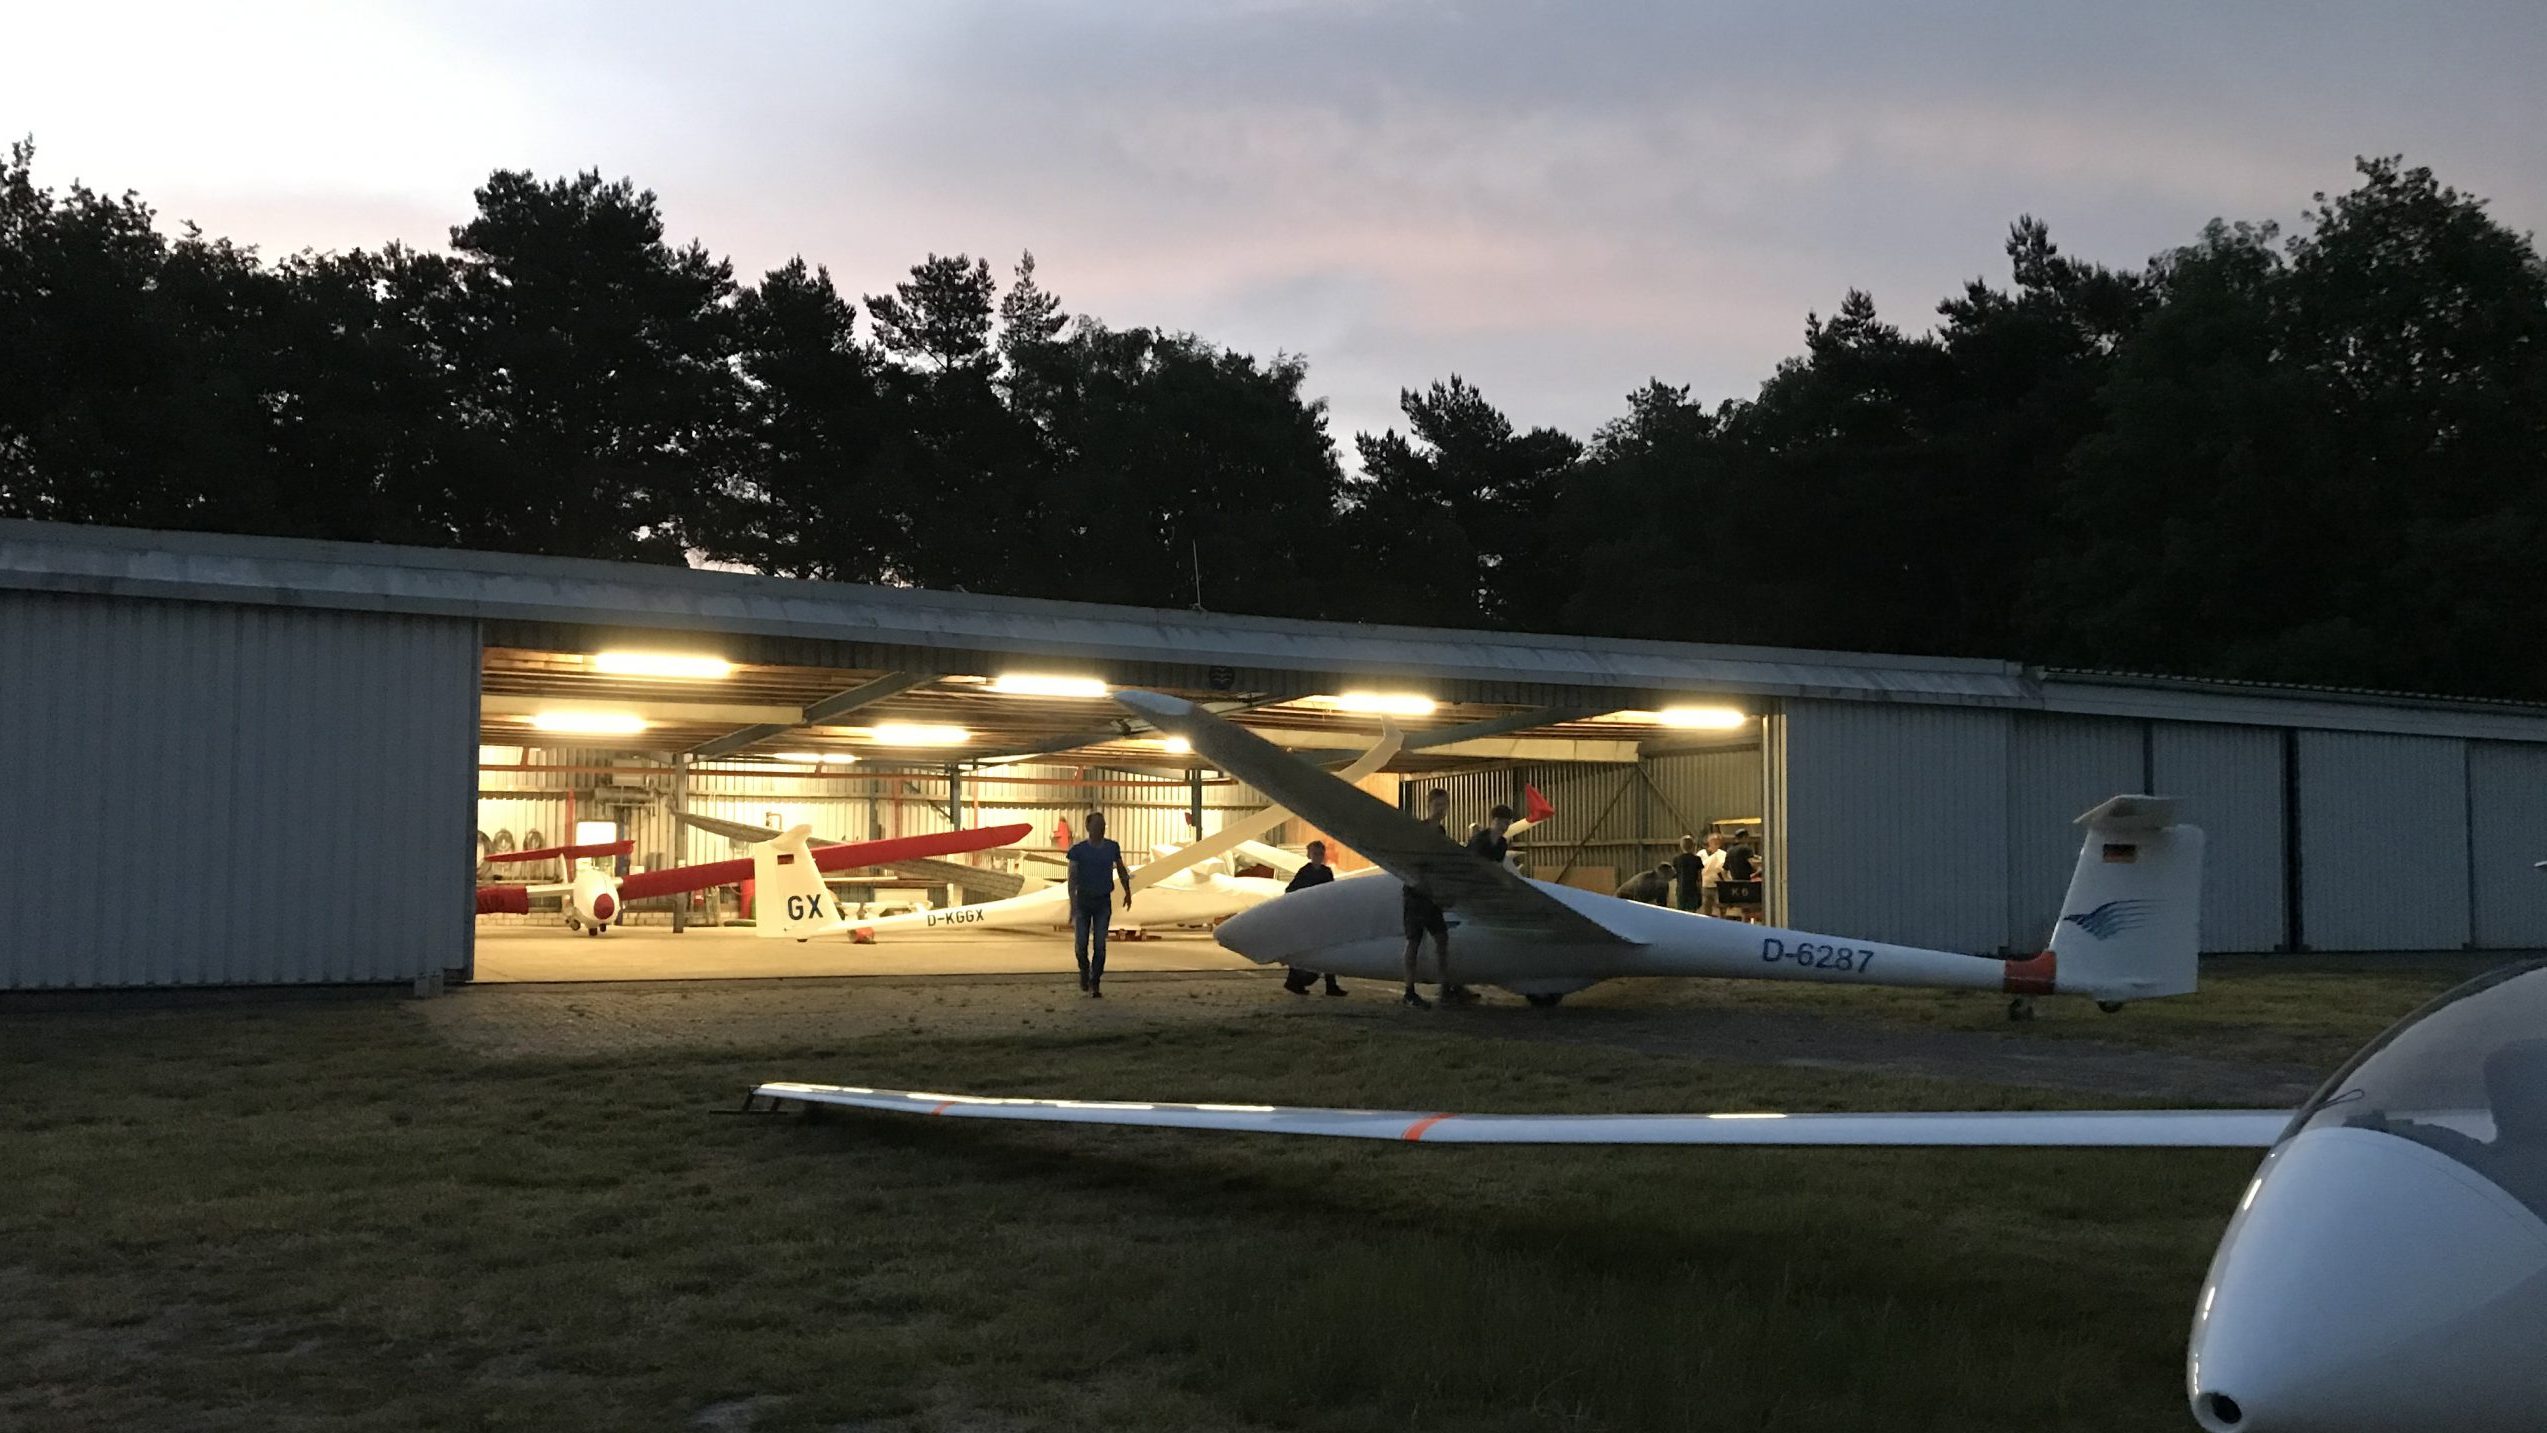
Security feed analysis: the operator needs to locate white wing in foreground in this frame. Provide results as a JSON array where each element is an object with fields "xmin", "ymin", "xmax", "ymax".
[{"xmin": 751, "ymin": 1082, "xmax": 2290, "ymax": 1147}]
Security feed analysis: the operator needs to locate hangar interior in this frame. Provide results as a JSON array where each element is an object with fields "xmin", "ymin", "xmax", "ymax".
[
  {"xmin": 468, "ymin": 638, "xmax": 1765, "ymax": 981},
  {"xmin": 8, "ymin": 520, "xmax": 2547, "ymax": 993}
]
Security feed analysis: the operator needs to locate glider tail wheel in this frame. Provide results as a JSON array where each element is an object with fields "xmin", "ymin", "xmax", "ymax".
[
  {"xmin": 2098, "ymin": 1000, "xmax": 2127, "ymax": 1014},
  {"xmin": 2007, "ymin": 997, "xmax": 2037, "ymax": 1022}
]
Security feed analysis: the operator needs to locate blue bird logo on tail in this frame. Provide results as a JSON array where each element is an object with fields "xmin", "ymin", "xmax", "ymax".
[{"xmin": 2062, "ymin": 898, "xmax": 2157, "ymax": 941}]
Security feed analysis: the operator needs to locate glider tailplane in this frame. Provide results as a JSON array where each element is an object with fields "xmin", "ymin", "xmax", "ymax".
[
  {"xmin": 751, "ymin": 825, "xmax": 840, "ymax": 940},
  {"xmin": 2041, "ymin": 796, "xmax": 2205, "ymax": 1003}
]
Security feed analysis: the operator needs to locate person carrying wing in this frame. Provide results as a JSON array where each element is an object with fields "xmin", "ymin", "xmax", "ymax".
[
  {"xmin": 1441, "ymin": 804, "xmax": 1518, "ymax": 1004},
  {"xmin": 1400, "ymin": 788, "xmax": 1457, "ymax": 1008}
]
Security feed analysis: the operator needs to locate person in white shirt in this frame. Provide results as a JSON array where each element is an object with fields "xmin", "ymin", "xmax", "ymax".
[{"xmin": 1699, "ymin": 833, "xmax": 1729, "ymax": 916}]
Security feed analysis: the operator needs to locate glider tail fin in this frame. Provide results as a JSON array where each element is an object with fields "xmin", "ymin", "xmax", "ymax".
[
  {"xmin": 751, "ymin": 824, "xmax": 839, "ymax": 939},
  {"xmin": 2042, "ymin": 796, "xmax": 2205, "ymax": 1002}
]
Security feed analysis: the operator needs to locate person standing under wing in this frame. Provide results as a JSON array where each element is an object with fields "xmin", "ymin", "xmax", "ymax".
[
  {"xmin": 1400, "ymin": 788, "xmax": 1455, "ymax": 1009},
  {"xmin": 1443, "ymin": 804, "xmax": 1518, "ymax": 1004},
  {"xmin": 1279, "ymin": 839, "xmax": 1346, "ymax": 996}
]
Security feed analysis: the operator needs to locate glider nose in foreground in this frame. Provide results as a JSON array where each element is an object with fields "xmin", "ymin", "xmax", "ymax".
[
  {"xmin": 2187, "ymin": 1128, "xmax": 2547, "ymax": 1431},
  {"xmin": 2187, "ymin": 964, "xmax": 2547, "ymax": 1433}
]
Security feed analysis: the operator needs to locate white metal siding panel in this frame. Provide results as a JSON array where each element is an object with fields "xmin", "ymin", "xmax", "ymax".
[
  {"xmin": 2151, "ymin": 723, "xmax": 2288, "ymax": 952},
  {"xmin": 2297, "ymin": 731, "xmax": 2470, "ymax": 951},
  {"xmin": 1779, "ymin": 701, "xmax": 2012, "ymax": 952},
  {"xmin": 2468, "ymin": 743, "xmax": 2547, "ymax": 949},
  {"xmin": 1, "ymin": 591, "xmax": 477, "ymax": 989},
  {"xmin": 2006, "ymin": 716, "xmax": 2148, "ymax": 952}
]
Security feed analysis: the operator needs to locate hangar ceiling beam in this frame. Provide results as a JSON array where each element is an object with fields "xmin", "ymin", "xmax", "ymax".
[
  {"xmin": 1399, "ymin": 705, "xmax": 1603, "ymax": 751},
  {"xmin": 1247, "ymin": 725, "xmax": 1640, "ymax": 763},
  {"xmin": 688, "ymin": 671, "xmax": 937, "ymax": 758}
]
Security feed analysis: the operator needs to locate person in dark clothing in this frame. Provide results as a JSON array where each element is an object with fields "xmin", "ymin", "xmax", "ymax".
[
  {"xmin": 1430, "ymin": 804, "xmax": 1519, "ymax": 1006},
  {"xmin": 1725, "ymin": 830, "xmax": 1759, "ymax": 883},
  {"xmin": 1669, "ymin": 835, "xmax": 1703, "ymax": 912},
  {"xmin": 1466, "ymin": 805, "xmax": 1517, "ymax": 866},
  {"xmin": 1064, "ymin": 811, "xmax": 1133, "ymax": 997},
  {"xmin": 1281, "ymin": 840, "xmax": 1346, "ymax": 996},
  {"xmin": 1401, "ymin": 788, "xmax": 1455, "ymax": 1009},
  {"xmin": 1616, "ymin": 862, "xmax": 1676, "ymax": 904}
]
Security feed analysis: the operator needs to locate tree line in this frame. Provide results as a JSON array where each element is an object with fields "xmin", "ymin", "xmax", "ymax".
[{"xmin": 5, "ymin": 142, "xmax": 2545, "ymax": 697}]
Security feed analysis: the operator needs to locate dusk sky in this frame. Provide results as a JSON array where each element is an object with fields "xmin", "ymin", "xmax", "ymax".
[{"xmin": 10, "ymin": 1, "xmax": 2545, "ymax": 449}]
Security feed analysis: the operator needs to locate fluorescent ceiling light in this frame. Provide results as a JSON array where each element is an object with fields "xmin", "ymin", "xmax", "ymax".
[
  {"xmin": 1658, "ymin": 706, "xmax": 1749, "ymax": 730},
  {"xmin": 776, "ymin": 751, "xmax": 854, "ymax": 764},
  {"xmin": 1335, "ymin": 692, "xmax": 1437, "ymax": 717},
  {"xmin": 990, "ymin": 674, "xmax": 1108, "ymax": 698},
  {"xmin": 592, "ymin": 651, "xmax": 733, "ymax": 680},
  {"xmin": 867, "ymin": 723, "xmax": 970, "ymax": 747},
  {"xmin": 1162, "ymin": 736, "xmax": 1193, "ymax": 755},
  {"xmin": 529, "ymin": 711, "xmax": 648, "ymax": 735}
]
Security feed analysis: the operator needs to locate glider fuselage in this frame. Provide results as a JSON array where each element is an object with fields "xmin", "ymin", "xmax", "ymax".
[{"xmin": 1215, "ymin": 874, "xmax": 2065, "ymax": 998}]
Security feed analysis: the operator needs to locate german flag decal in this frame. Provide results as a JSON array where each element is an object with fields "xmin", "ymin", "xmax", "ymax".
[{"xmin": 2101, "ymin": 843, "xmax": 2138, "ymax": 863}]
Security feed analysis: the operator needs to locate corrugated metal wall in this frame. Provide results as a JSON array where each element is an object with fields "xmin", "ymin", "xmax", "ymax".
[
  {"xmin": 1777, "ymin": 700, "xmax": 2013, "ymax": 952},
  {"xmin": 1644, "ymin": 748, "xmax": 1765, "ymax": 838},
  {"xmin": 2, "ymin": 591, "xmax": 477, "ymax": 988},
  {"xmin": 2467, "ymin": 742, "xmax": 2547, "ymax": 950},
  {"xmin": 2006, "ymin": 715, "xmax": 2146, "ymax": 951},
  {"xmin": 2296, "ymin": 731, "xmax": 2470, "ymax": 951},
  {"xmin": 2151, "ymin": 722, "xmax": 2288, "ymax": 952},
  {"xmin": 1396, "ymin": 759, "xmax": 1752, "ymax": 888}
]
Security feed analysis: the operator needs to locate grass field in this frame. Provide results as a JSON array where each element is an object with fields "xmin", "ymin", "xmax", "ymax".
[
  {"xmin": 1580, "ymin": 951, "xmax": 2509, "ymax": 1071},
  {"xmin": 0, "ymin": 957, "xmax": 2497, "ymax": 1432}
]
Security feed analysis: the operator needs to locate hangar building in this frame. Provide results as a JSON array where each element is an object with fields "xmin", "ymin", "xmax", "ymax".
[{"xmin": 5, "ymin": 518, "xmax": 2546, "ymax": 992}]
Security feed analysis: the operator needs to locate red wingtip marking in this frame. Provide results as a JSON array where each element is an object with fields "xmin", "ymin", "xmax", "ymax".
[
  {"xmin": 1524, "ymin": 785, "xmax": 1555, "ymax": 823},
  {"xmin": 2002, "ymin": 951, "xmax": 2058, "ymax": 996},
  {"xmin": 928, "ymin": 1101, "xmax": 955, "ymax": 1116},
  {"xmin": 1402, "ymin": 1113, "xmax": 1456, "ymax": 1142}
]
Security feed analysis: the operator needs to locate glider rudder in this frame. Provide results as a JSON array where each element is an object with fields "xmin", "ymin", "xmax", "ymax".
[{"xmin": 2037, "ymin": 795, "xmax": 2204, "ymax": 1003}]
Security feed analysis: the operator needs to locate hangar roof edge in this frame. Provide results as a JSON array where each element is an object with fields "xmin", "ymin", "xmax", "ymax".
[
  {"xmin": 10, "ymin": 522, "xmax": 2547, "ymax": 741},
  {"xmin": 0, "ymin": 520, "xmax": 2028, "ymax": 703}
]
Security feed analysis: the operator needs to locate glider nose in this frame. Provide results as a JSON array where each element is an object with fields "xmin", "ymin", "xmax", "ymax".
[
  {"xmin": 1215, "ymin": 902, "xmax": 1287, "ymax": 965},
  {"xmin": 2187, "ymin": 1127, "xmax": 2547, "ymax": 1433}
]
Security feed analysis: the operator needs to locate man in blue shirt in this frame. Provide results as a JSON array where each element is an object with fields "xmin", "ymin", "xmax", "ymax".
[{"xmin": 1065, "ymin": 811, "xmax": 1133, "ymax": 997}]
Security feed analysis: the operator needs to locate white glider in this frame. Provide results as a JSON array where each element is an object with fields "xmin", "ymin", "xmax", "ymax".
[{"xmin": 1116, "ymin": 689, "xmax": 2202, "ymax": 1011}]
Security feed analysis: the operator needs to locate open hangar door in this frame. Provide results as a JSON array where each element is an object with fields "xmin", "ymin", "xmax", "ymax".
[{"xmin": 469, "ymin": 644, "xmax": 1694, "ymax": 981}]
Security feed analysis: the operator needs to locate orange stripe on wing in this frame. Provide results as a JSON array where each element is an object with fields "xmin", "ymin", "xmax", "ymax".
[
  {"xmin": 2002, "ymin": 951, "xmax": 2058, "ymax": 996},
  {"xmin": 1402, "ymin": 1113, "xmax": 1456, "ymax": 1141}
]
